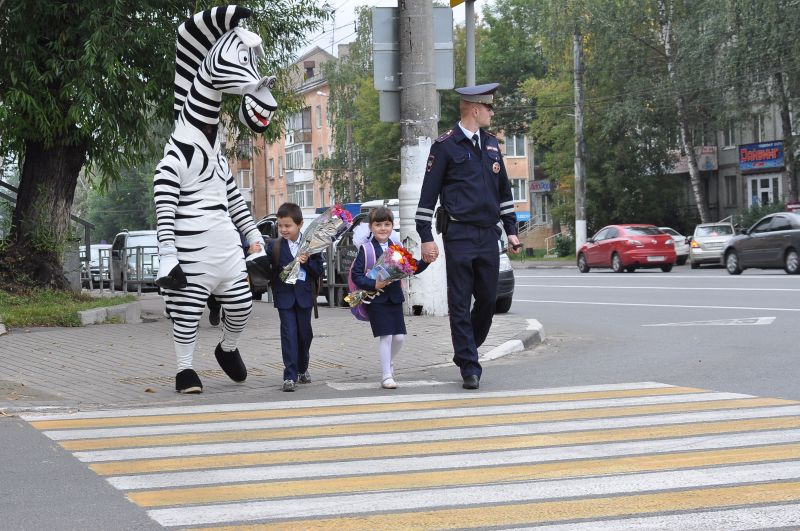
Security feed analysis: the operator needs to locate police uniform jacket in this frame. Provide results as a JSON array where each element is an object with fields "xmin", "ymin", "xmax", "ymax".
[
  {"xmin": 351, "ymin": 238, "xmax": 429, "ymax": 305},
  {"xmin": 267, "ymin": 238, "xmax": 324, "ymax": 310},
  {"xmin": 415, "ymin": 125, "xmax": 517, "ymax": 242}
]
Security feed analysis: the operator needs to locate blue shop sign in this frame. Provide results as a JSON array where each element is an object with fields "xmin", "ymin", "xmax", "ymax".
[
  {"xmin": 739, "ymin": 141, "xmax": 784, "ymax": 171},
  {"xmin": 516, "ymin": 211, "xmax": 531, "ymax": 222}
]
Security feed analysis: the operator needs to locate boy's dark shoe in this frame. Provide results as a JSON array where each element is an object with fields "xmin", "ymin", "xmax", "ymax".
[
  {"xmin": 298, "ymin": 371, "xmax": 311, "ymax": 384},
  {"xmin": 214, "ymin": 343, "xmax": 247, "ymax": 382},
  {"xmin": 282, "ymin": 379, "xmax": 296, "ymax": 392},
  {"xmin": 462, "ymin": 375, "xmax": 480, "ymax": 390},
  {"xmin": 176, "ymin": 369, "xmax": 203, "ymax": 393},
  {"xmin": 208, "ymin": 307, "xmax": 221, "ymax": 326}
]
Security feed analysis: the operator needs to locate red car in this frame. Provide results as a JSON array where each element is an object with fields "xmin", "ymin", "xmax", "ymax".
[{"xmin": 577, "ymin": 224, "xmax": 677, "ymax": 273}]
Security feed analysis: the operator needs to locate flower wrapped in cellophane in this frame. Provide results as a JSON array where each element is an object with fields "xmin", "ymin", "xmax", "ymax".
[
  {"xmin": 280, "ymin": 204, "xmax": 353, "ymax": 284},
  {"xmin": 345, "ymin": 243, "xmax": 417, "ymax": 307}
]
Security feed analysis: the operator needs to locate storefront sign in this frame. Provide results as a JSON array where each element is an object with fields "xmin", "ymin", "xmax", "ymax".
[
  {"xmin": 668, "ymin": 146, "xmax": 718, "ymax": 174},
  {"xmin": 530, "ymin": 180, "xmax": 551, "ymax": 193},
  {"xmin": 739, "ymin": 141, "xmax": 784, "ymax": 171},
  {"xmin": 515, "ymin": 211, "xmax": 531, "ymax": 222}
]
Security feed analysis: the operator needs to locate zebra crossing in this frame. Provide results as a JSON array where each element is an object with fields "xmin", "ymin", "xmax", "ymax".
[{"xmin": 20, "ymin": 381, "xmax": 800, "ymax": 529}]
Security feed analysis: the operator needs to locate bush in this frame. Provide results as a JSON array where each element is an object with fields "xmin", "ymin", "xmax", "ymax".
[
  {"xmin": 554, "ymin": 233, "xmax": 575, "ymax": 257},
  {"xmin": 734, "ymin": 201, "xmax": 786, "ymax": 231}
]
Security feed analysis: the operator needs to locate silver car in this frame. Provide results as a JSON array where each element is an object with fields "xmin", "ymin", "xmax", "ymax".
[
  {"xmin": 689, "ymin": 222, "xmax": 735, "ymax": 269},
  {"xmin": 659, "ymin": 227, "xmax": 689, "ymax": 266}
]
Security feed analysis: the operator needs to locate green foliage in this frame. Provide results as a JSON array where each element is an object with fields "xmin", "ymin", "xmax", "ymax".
[
  {"xmin": 0, "ymin": 1, "xmax": 330, "ymax": 188},
  {"xmin": 0, "ymin": 289, "xmax": 136, "ymax": 328},
  {"xmin": 317, "ymin": 7, "xmax": 401, "ymax": 202},
  {"xmin": 554, "ymin": 233, "xmax": 575, "ymax": 257},
  {"xmin": 734, "ymin": 201, "xmax": 788, "ymax": 231}
]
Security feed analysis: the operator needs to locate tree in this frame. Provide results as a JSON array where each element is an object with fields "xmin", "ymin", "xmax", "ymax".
[
  {"xmin": 0, "ymin": 1, "xmax": 328, "ymax": 289},
  {"xmin": 317, "ymin": 7, "xmax": 401, "ymax": 202}
]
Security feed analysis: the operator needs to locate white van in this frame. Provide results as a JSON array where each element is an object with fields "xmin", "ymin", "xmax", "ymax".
[{"xmin": 359, "ymin": 199, "xmax": 400, "ymax": 229}]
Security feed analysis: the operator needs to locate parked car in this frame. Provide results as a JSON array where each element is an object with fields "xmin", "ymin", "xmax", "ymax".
[
  {"xmin": 110, "ymin": 230, "xmax": 159, "ymax": 290},
  {"xmin": 689, "ymin": 221, "xmax": 735, "ymax": 269},
  {"xmin": 658, "ymin": 227, "xmax": 689, "ymax": 265},
  {"xmin": 577, "ymin": 224, "xmax": 676, "ymax": 273},
  {"xmin": 722, "ymin": 212, "xmax": 800, "ymax": 275},
  {"xmin": 79, "ymin": 243, "xmax": 112, "ymax": 288},
  {"xmin": 496, "ymin": 240, "xmax": 515, "ymax": 313}
]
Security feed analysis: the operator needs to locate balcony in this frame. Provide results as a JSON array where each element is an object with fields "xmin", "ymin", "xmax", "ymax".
[{"xmin": 286, "ymin": 169, "xmax": 314, "ymax": 184}]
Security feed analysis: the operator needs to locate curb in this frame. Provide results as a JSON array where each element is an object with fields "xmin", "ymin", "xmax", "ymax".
[
  {"xmin": 78, "ymin": 302, "xmax": 142, "ymax": 326},
  {"xmin": 480, "ymin": 319, "xmax": 545, "ymax": 361}
]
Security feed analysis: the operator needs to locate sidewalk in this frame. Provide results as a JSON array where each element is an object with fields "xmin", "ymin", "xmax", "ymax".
[
  {"xmin": 511, "ymin": 259, "xmax": 575, "ymax": 269},
  {"xmin": 0, "ymin": 294, "xmax": 542, "ymax": 412}
]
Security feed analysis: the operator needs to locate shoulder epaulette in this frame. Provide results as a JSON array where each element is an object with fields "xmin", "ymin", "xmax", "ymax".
[
  {"xmin": 435, "ymin": 130, "xmax": 453, "ymax": 143},
  {"xmin": 484, "ymin": 129, "xmax": 497, "ymax": 138}
]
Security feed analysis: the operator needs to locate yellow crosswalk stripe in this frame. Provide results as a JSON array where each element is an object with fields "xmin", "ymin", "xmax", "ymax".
[
  {"xmin": 59, "ymin": 396, "xmax": 789, "ymax": 451},
  {"xmin": 91, "ymin": 414, "xmax": 800, "ymax": 476},
  {"xmin": 191, "ymin": 481, "xmax": 800, "ymax": 531},
  {"xmin": 129, "ymin": 442, "xmax": 800, "ymax": 508},
  {"xmin": 30, "ymin": 386, "xmax": 705, "ymax": 430}
]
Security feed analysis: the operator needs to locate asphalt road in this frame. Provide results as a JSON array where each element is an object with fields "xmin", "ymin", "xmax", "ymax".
[{"xmin": 501, "ymin": 262, "xmax": 800, "ymax": 400}]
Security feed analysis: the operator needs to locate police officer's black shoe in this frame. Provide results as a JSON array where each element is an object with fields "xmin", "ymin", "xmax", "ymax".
[{"xmin": 462, "ymin": 375, "xmax": 480, "ymax": 390}]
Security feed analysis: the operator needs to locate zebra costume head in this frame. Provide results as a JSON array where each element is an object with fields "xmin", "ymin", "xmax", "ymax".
[{"xmin": 174, "ymin": 5, "xmax": 277, "ymax": 140}]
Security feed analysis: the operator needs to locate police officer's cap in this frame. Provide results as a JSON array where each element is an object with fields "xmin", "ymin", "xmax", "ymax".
[{"xmin": 455, "ymin": 82, "xmax": 499, "ymax": 104}]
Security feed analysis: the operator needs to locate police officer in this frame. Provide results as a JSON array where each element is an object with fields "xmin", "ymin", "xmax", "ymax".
[{"xmin": 415, "ymin": 82, "xmax": 520, "ymax": 390}]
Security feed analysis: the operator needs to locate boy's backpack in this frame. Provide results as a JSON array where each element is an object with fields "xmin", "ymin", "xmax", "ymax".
[{"xmin": 348, "ymin": 238, "xmax": 396, "ymax": 322}]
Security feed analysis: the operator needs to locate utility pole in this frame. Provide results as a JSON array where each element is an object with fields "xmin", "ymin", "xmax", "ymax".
[
  {"xmin": 573, "ymin": 31, "xmax": 587, "ymax": 251},
  {"xmin": 398, "ymin": 0, "xmax": 447, "ymax": 316},
  {"xmin": 464, "ymin": 0, "xmax": 476, "ymax": 85},
  {"xmin": 346, "ymin": 120, "xmax": 355, "ymax": 202}
]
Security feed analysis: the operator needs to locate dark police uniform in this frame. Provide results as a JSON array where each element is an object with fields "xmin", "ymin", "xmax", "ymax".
[{"xmin": 415, "ymin": 83, "xmax": 517, "ymax": 381}]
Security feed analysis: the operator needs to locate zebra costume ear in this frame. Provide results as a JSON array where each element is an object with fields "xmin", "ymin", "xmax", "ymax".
[{"xmin": 173, "ymin": 5, "xmax": 253, "ymax": 121}]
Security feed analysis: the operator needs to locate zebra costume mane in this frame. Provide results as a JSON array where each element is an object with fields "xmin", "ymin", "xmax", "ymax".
[{"xmin": 172, "ymin": 5, "xmax": 277, "ymax": 145}]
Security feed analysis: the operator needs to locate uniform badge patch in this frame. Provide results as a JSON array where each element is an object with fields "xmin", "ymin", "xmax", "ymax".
[
  {"xmin": 426, "ymin": 155, "xmax": 435, "ymax": 173},
  {"xmin": 492, "ymin": 161, "xmax": 501, "ymax": 174}
]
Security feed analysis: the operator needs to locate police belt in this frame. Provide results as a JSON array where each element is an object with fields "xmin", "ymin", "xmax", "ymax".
[{"xmin": 435, "ymin": 207, "xmax": 493, "ymax": 235}]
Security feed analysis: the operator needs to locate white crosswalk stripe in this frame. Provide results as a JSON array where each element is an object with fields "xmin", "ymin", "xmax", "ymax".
[{"xmin": 21, "ymin": 382, "xmax": 800, "ymax": 529}]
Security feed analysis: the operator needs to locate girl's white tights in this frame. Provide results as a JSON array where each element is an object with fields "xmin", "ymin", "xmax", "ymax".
[{"xmin": 378, "ymin": 334, "xmax": 405, "ymax": 379}]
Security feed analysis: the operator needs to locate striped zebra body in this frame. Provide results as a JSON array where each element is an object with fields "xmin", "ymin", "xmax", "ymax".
[{"xmin": 154, "ymin": 5, "xmax": 277, "ymax": 379}]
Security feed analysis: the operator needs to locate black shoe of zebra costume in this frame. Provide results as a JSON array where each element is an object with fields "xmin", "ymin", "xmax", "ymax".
[
  {"xmin": 176, "ymin": 369, "xmax": 203, "ymax": 393},
  {"xmin": 215, "ymin": 343, "xmax": 247, "ymax": 382}
]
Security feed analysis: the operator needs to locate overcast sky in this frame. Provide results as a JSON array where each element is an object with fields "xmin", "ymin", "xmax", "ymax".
[{"xmin": 299, "ymin": 0, "xmax": 487, "ymax": 58}]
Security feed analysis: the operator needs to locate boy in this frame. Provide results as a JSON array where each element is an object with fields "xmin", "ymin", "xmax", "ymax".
[{"xmin": 267, "ymin": 203, "xmax": 324, "ymax": 392}]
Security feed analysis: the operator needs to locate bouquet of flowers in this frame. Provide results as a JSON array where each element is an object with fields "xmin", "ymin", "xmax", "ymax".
[
  {"xmin": 280, "ymin": 204, "xmax": 353, "ymax": 284},
  {"xmin": 345, "ymin": 243, "xmax": 418, "ymax": 307}
]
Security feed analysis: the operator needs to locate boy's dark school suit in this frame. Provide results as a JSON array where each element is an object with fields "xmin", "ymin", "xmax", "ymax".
[
  {"xmin": 351, "ymin": 238, "xmax": 429, "ymax": 336},
  {"xmin": 266, "ymin": 238, "xmax": 324, "ymax": 382}
]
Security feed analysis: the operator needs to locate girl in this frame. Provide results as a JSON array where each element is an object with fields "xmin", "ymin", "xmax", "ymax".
[{"xmin": 351, "ymin": 207, "xmax": 429, "ymax": 388}]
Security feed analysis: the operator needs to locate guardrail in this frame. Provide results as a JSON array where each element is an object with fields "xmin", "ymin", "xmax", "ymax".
[{"xmin": 110, "ymin": 245, "xmax": 159, "ymax": 295}]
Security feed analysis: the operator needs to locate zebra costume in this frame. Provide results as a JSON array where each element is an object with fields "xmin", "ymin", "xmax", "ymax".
[{"xmin": 154, "ymin": 5, "xmax": 277, "ymax": 393}]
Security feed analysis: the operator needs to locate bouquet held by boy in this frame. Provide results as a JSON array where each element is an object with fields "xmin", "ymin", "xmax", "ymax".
[{"xmin": 280, "ymin": 204, "xmax": 353, "ymax": 284}]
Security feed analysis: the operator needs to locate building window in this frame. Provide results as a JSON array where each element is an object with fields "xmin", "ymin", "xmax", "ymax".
[
  {"xmin": 725, "ymin": 175, "xmax": 737, "ymax": 206},
  {"xmin": 722, "ymin": 121, "xmax": 736, "ymax": 148},
  {"xmin": 270, "ymin": 195, "xmax": 276, "ymax": 213},
  {"xmin": 268, "ymin": 158, "xmax": 275, "ymax": 180},
  {"xmin": 754, "ymin": 114, "xmax": 767, "ymax": 142},
  {"xmin": 317, "ymin": 146, "xmax": 323, "ymax": 160},
  {"xmin": 278, "ymin": 155, "xmax": 283, "ymax": 178},
  {"xmin": 236, "ymin": 137, "xmax": 253, "ymax": 159},
  {"xmin": 288, "ymin": 183, "xmax": 314, "ymax": 208},
  {"xmin": 510, "ymin": 178, "xmax": 528, "ymax": 202},
  {"xmin": 505, "ymin": 135, "xmax": 526, "ymax": 157},
  {"xmin": 315, "ymin": 105, "xmax": 322, "ymax": 129},
  {"xmin": 236, "ymin": 169, "xmax": 252, "ymax": 190}
]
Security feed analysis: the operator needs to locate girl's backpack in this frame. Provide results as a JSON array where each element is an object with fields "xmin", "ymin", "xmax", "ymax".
[{"xmin": 347, "ymin": 237, "xmax": 398, "ymax": 321}]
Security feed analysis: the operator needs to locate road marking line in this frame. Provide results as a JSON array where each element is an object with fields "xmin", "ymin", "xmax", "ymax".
[
  {"xmin": 74, "ymin": 406, "xmax": 800, "ymax": 462},
  {"xmin": 643, "ymin": 317, "xmax": 776, "ymax": 327},
  {"xmin": 325, "ymin": 380, "xmax": 455, "ymax": 390},
  {"xmin": 21, "ymin": 381, "xmax": 675, "ymax": 422},
  {"xmin": 58, "ymin": 397, "xmax": 788, "ymax": 452},
  {"xmin": 514, "ymin": 299, "xmax": 800, "ymax": 312},
  {"xmin": 107, "ymin": 427, "xmax": 800, "ymax": 490},
  {"xmin": 149, "ymin": 467, "xmax": 800, "ymax": 527},
  {"xmin": 125, "ymin": 440, "xmax": 800, "ymax": 505}
]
